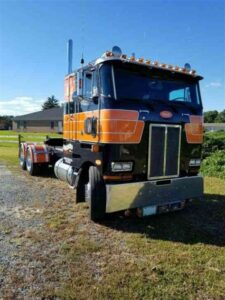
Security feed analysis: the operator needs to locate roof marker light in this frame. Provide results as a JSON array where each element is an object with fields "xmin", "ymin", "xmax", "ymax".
[
  {"xmin": 105, "ymin": 51, "xmax": 113, "ymax": 57},
  {"xmin": 145, "ymin": 59, "xmax": 151, "ymax": 65},
  {"xmin": 130, "ymin": 56, "xmax": 136, "ymax": 62},
  {"xmin": 138, "ymin": 58, "xmax": 144, "ymax": 63},
  {"xmin": 154, "ymin": 61, "xmax": 159, "ymax": 66}
]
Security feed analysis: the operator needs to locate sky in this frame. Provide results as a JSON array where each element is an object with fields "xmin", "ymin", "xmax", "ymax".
[{"xmin": 0, "ymin": 0, "xmax": 224, "ymax": 116}]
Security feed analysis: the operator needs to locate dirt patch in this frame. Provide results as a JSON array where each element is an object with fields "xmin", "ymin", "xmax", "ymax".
[{"xmin": 0, "ymin": 165, "xmax": 75, "ymax": 298}]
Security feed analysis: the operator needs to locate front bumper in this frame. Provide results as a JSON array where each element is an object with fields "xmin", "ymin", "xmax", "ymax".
[{"xmin": 106, "ymin": 176, "xmax": 203, "ymax": 213}]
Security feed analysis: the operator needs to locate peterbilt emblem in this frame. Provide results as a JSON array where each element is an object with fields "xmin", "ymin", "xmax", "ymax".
[{"xmin": 160, "ymin": 111, "xmax": 173, "ymax": 118}]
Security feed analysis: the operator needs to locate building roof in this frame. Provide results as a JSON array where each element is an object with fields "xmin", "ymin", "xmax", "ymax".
[{"xmin": 13, "ymin": 107, "xmax": 63, "ymax": 121}]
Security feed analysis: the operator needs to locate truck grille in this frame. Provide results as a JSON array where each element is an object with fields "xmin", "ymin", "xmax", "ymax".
[{"xmin": 148, "ymin": 124, "xmax": 181, "ymax": 180}]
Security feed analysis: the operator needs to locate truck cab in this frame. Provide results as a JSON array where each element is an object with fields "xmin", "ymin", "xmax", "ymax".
[
  {"xmin": 19, "ymin": 43, "xmax": 204, "ymax": 222},
  {"xmin": 61, "ymin": 45, "xmax": 203, "ymax": 221}
]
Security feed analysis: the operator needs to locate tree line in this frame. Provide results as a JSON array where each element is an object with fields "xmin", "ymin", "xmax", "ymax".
[{"xmin": 204, "ymin": 110, "xmax": 225, "ymax": 123}]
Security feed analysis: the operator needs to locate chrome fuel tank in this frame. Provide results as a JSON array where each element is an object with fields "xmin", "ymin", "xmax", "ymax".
[{"xmin": 54, "ymin": 158, "xmax": 75, "ymax": 185}]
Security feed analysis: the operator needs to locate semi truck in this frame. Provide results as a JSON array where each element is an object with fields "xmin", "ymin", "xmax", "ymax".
[{"xmin": 19, "ymin": 40, "xmax": 204, "ymax": 221}]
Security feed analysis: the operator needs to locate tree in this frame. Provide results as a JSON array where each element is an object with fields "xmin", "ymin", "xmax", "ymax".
[
  {"xmin": 203, "ymin": 110, "xmax": 219, "ymax": 123},
  {"xmin": 215, "ymin": 110, "xmax": 225, "ymax": 123},
  {"xmin": 0, "ymin": 115, "xmax": 13, "ymax": 129},
  {"xmin": 42, "ymin": 95, "xmax": 60, "ymax": 110}
]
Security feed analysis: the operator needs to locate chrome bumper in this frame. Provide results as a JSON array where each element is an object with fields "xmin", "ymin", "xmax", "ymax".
[{"xmin": 106, "ymin": 176, "xmax": 203, "ymax": 213}]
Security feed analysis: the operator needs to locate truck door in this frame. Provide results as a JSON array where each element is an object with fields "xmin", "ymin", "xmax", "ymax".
[
  {"xmin": 68, "ymin": 101, "xmax": 75, "ymax": 140},
  {"xmin": 77, "ymin": 68, "xmax": 99, "ymax": 143}
]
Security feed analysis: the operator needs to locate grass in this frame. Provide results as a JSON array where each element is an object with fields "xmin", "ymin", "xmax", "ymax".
[
  {"xmin": 0, "ymin": 130, "xmax": 225, "ymax": 299},
  {"xmin": 53, "ymin": 176, "xmax": 225, "ymax": 300},
  {"xmin": 205, "ymin": 130, "xmax": 225, "ymax": 140},
  {"xmin": 0, "ymin": 130, "xmax": 61, "ymax": 166}
]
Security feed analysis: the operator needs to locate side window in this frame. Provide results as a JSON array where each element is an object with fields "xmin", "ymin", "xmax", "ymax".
[
  {"xmin": 64, "ymin": 103, "xmax": 69, "ymax": 114},
  {"xmin": 92, "ymin": 70, "xmax": 98, "ymax": 96},
  {"xmin": 99, "ymin": 64, "xmax": 114, "ymax": 98},
  {"xmin": 83, "ymin": 72, "xmax": 92, "ymax": 99},
  {"xmin": 185, "ymin": 87, "xmax": 191, "ymax": 102},
  {"xmin": 69, "ymin": 102, "xmax": 75, "ymax": 114},
  {"xmin": 63, "ymin": 102, "xmax": 75, "ymax": 114}
]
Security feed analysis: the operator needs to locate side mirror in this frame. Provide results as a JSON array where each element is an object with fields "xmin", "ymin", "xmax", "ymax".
[{"xmin": 84, "ymin": 117, "xmax": 97, "ymax": 137}]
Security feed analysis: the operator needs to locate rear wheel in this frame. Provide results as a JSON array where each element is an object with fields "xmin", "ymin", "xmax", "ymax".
[
  {"xmin": 26, "ymin": 149, "xmax": 38, "ymax": 176},
  {"xmin": 88, "ymin": 166, "xmax": 106, "ymax": 222},
  {"xmin": 19, "ymin": 146, "xmax": 26, "ymax": 170}
]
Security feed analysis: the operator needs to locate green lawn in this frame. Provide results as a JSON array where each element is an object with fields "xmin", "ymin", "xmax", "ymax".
[{"xmin": 0, "ymin": 130, "xmax": 61, "ymax": 165}]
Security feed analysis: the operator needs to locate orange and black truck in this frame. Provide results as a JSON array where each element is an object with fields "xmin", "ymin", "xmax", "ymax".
[{"xmin": 19, "ymin": 40, "xmax": 204, "ymax": 221}]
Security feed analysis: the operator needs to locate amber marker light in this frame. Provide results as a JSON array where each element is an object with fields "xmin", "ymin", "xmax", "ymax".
[
  {"xmin": 91, "ymin": 144, "xmax": 100, "ymax": 152},
  {"xmin": 154, "ymin": 61, "xmax": 159, "ymax": 66},
  {"xmin": 95, "ymin": 159, "xmax": 102, "ymax": 166},
  {"xmin": 138, "ymin": 58, "xmax": 144, "ymax": 63},
  {"xmin": 130, "ymin": 56, "xmax": 136, "ymax": 62},
  {"xmin": 145, "ymin": 59, "xmax": 151, "ymax": 65},
  {"xmin": 106, "ymin": 51, "xmax": 113, "ymax": 57}
]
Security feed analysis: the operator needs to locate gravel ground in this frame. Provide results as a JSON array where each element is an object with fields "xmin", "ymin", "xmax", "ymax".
[{"xmin": 0, "ymin": 164, "xmax": 76, "ymax": 299}]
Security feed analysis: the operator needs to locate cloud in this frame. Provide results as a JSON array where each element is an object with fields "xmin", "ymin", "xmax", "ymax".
[
  {"xmin": 205, "ymin": 81, "xmax": 222, "ymax": 88},
  {"xmin": 0, "ymin": 97, "xmax": 44, "ymax": 116}
]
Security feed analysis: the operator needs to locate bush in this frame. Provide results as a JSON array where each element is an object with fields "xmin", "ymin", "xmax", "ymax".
[
  {"xmin": 202, "ymin": 131, "xmax": 225, "ymax": 158},
  {"xmin": 200, "ymin": 150, "xmax": 225, "ymax": 179}
]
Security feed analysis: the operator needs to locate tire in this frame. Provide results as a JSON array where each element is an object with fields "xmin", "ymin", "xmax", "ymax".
[
  {"xmin": 19, "ymin": 146, "xmax": 26, "ymax": 170},
  {"xmin": 75, "ymin": 168, "xmax": 87, "ymax": 204},
  {"xmin": 26, "ymin": 149, "xmax": 38, "ymax": 176},
  {"xmin": 88, "ymin": 166, "xmax": 106, "ymax": 222},
  {"xmin": 76, "ymin": 181, "xmax": 85, "ymax": 203}
]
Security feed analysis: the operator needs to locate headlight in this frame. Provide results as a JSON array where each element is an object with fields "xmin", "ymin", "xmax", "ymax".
[
  {"xmin": 189, "ymin": 159, "xmax": 201, "ymax": 167},
  {"xmin": 111, "ymin": 162, "xmax": 133, "ymax": 172}
]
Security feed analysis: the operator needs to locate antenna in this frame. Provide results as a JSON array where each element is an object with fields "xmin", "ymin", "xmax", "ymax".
[
  {"xmin": 67, "ymin": 39, "xmax": 73, "ymax": 74},
  {"xmin": 81, "ymin": 53, "xmax": 84, "ymax": 65}
]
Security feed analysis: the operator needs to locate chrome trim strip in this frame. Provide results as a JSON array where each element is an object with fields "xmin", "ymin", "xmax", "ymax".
[
  {"xmin": 163, "ymin": 126, "xmax": 168, "ymax": 176},
  {"xmin": 147, "ymin": 124, "xmax": 181, "ymax": 180}
]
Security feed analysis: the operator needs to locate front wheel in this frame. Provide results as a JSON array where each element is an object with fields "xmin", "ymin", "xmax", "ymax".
[{"xmin": 88, "ymin": 166, "xmax": 106, "ymax": 222}]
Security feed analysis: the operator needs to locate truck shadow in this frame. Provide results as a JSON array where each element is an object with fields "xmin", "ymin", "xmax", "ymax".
[{"xmin": 103, "ymin": 194, "xmax": 225, "ymax": 247}]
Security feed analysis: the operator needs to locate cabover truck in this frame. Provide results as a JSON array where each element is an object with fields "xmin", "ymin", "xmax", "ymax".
[{"xmin": 19, "ymin": 41, "xmax": 204, "ymax": 222}]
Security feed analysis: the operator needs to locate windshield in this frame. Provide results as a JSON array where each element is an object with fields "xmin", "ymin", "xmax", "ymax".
[{"xmin": 110, "ymin": 64, "xmax": 202, "ymax": 106}]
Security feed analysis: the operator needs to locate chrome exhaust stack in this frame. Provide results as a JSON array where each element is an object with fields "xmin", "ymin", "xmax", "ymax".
[{"xmin": 67, "ymin": 39, "xmax": 73, "ymax": 74}]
